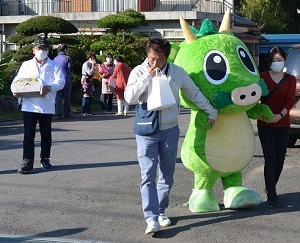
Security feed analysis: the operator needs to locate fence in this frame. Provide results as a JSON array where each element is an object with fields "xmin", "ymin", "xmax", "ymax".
[{"xmin": 0, "ymin": 0, "xmax": 232, "ymax": 16}]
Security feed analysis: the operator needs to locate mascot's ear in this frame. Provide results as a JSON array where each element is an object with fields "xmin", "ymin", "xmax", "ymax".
[{"xmin": 167, "ymin": 43, "xmax": 180, "ymax": 63}]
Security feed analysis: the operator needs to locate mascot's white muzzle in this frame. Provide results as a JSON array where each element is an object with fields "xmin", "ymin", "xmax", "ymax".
[{"xmin": 231, "ymin": 83, "xmax": 262, "ymax": 106}]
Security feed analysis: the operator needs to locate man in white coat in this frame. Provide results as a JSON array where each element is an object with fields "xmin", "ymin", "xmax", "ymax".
[{"xmin": 11, "ymin": 37, "xmax": 65, "ymax": 174}]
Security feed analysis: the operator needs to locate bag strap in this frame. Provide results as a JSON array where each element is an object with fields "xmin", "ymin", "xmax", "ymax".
[
  {"xmin": 165, "ymin": 63, "xmax": 169, "ymax": 77},
  {"xmin": 264, "ymin": 73, "xmax": 290, "ymax": 100}
]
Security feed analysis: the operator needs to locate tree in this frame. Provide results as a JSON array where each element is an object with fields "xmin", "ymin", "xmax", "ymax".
[
  {"xmin": 0, "ymin": 16, "xmax": 80, "ymax": 96},
  {"xmin": 15, "ymin": 16, "xmax": 78, "ymax": 37},
  {"xmin": 235, "ymin": 0, "xmax": 300, "ymax": 34},
  {"xmin": 90, "ymin": 33, "xmax": 148, "ymax": 69},
  {"xmin": 96, "ymin": 9, "xmax": 147, "ymax": 34}
]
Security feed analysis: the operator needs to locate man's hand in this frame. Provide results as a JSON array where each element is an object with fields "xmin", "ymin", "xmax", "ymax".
[
  {"xmin": 41, "ymin": 85, "xmax": 51, "ymax": 96},
  {"xmin": 205, "ymin": 119, "xmax": 216, "ymax": 128},
  {"xmin": 148, "ymin": 66, "xmax": 158, "ymax": 76},
  {"xmin": 13, "ymin": 93, "xmax": 20, "ymax": 98}
]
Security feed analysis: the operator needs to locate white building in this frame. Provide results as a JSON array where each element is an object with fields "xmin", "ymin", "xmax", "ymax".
[{"xmin": 0, "ymin": 0, "xmax": 260, "ymax": 61}]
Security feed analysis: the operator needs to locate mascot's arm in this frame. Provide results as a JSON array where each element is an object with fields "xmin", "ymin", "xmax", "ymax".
[
  {"xmin": 247, "ymin": 78, "xmax": 273, "ymax": 122},
  {"xmin": 247, "ymin": 104, "xmax": 273, "ymax": 122}
]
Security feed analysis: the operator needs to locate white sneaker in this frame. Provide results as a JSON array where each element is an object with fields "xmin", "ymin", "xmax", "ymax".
[
  {"xmin": 158, "ymin": 214, "xmax": 171, "ymax": 227},
  {"xmin": 145, "ymin": 221, "xmax": 160, "ymax": 235}
]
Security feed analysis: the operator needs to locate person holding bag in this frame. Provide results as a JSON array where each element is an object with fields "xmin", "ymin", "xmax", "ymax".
[
  {"xmin": 100, "ymin": 53, "xmax": 115, "ymax": 112},
  {"xmin": 258, "ymin": 46, "xmax": 296, "ymax": 208},
  {"xmin": 124, "ymin": 37, "xmax": 217, "ymax": 235}
]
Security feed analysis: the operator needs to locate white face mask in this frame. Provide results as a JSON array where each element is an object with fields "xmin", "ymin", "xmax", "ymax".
[
  {"xmin": 113, "ymin": 60, "xmax": 118, "ymax": 65},
  {"xmin": 35, "ymin": 50, "xmax": 48, "ymax": 61},
  {"xmin": 270, "ymin": 61, "xmax": 284, "ymax": 72},
  {"xmin": 106, "ymin": 57, "xmax": 112, "ymax": 63}
]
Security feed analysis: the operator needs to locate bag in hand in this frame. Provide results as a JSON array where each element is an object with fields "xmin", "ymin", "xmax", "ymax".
[
  {"xmin": 134, "ymin": 103, "xmax": 159, "ymax": 136},
  {"xmin": 147, "ymin": 67, "xmax": 176, "ymax": 111},
  {"xmin": 11, "ymin": 77, "xmax": 42, "ymax": 98},
  {"xmin": 107, "ymin": 77, "xmax": 116, "ymax": 92}
]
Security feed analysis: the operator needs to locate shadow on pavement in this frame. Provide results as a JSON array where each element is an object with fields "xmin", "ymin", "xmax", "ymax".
[{"xmin": 152, "ymin": 191, "xmax": 300, "ymax": 239}]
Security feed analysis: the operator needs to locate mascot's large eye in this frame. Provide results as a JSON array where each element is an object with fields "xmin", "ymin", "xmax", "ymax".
[
  {"xmin": 203, "ymin": 50, "xmax": 228, "ymax": 85},
  {"xmin": 236, "ymin": 45, "xmax": 257, "ymax": 75}
]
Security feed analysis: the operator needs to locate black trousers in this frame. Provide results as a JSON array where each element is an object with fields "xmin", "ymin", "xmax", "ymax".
[
  {"xmin": 102, "ymin": 93, "xmax": 113, "ymax": 111},
  {"xmin": 23, "ymin": 111, "xmax": 52, "ymax": 164},
  {"xmin": 258, "ymin": 126, "xmax": 290, "ymax": 196}
]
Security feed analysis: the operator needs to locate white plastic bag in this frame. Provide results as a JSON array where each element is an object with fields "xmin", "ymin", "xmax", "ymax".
[{"xmin": 147, "ymin": 68, "xmax": 176, "ymax": 111}]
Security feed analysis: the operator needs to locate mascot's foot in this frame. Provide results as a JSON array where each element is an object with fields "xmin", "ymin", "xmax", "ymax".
[
  {"xmin": 189, "ymin": 188, "xmax": 220, "ymax": 213},
  {"xmin": 223, "ymin": 186, "xmax": 263, "ymax": 209}
]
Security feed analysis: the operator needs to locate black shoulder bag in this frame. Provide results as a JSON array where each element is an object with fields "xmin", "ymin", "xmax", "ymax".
[
  {"xmin": 133, "ymin": 64, "xmax": 170, "ymax": 136},
  {"xmin": 262, "ymin": 73, "xmax": 290, "ymax": 101}
]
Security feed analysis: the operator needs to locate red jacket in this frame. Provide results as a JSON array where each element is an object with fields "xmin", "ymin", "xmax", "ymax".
[
  {"xmin": 258, "ymin": 71, "xmax": 296, "ymax": 127},
  {"xmin": 112, "ymin": 62, "xmax": 131, "ymax": 99}
]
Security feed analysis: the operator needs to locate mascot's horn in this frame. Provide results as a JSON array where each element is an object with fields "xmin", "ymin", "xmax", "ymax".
[
  {"xmin": 180, "ymin": 16, "xmax": 197, "ymax": 44},
  {"xmin": 219, "ymin": 9, "xmax": 231, "ymax": 34}
]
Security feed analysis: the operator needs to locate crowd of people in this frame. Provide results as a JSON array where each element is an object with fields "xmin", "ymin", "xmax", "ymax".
[{"xmin": 10, "ymin": 36, "xmax": 296, "ymax": 236}]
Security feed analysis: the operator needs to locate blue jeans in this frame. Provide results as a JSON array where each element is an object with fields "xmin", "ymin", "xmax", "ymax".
[
  {"xmin": 135, "ymin": 125, "xmax": 180, "ymax": 223},
  {"xmin": 55, "ymin": 81, "xmax": 72, "ymax": 116},
  {"xmin": 23, "ymin": 111, "xmax": 52, "ymax": 164},
  {"xmin": 258, "ymin": 126, "xmax": 290, "ymax": 196},
  {"xmin": 82, "ymin": 96, "xmax": 93, "ymax": 114}
]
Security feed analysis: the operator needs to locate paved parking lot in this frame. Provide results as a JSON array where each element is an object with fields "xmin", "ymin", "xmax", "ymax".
[{"xmin": 0, "ymin": 110, "xmax": 299, "ymax": 243}]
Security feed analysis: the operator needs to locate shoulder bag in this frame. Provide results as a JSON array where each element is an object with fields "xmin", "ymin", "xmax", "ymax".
[{"xmin": 262, "ymin": 73, "xmax": 290, "ymax": 101}]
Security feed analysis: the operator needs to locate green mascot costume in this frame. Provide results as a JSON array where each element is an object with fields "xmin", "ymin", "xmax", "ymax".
[{"xmin": 168, "ymin": 10, "xmax": 273, "ymax": 213}]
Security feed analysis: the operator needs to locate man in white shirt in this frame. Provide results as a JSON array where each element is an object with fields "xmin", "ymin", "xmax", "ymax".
[
  {"xmin": 11, "ymin": 37, "xmax": 65, "ymax": 174},
  {"xmin": 125, "ymin": 37, "xmax": 217, "ymax": 235}
]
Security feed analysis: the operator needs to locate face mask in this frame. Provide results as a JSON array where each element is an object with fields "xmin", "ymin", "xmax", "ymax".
[
  {"xmin": 35, "ymin": 50, "xmax": 48, "ymax": 60},
  {"xmin": 113, "ymin": 60, "xmax": 118, "ymax": 65},
  {"xmin": 270, "ymin": 61, "xmax": 284, "ymax": 72},
  {"xmin": 106, "ymin": 58, "xmax": 112, "ymax": 63}
]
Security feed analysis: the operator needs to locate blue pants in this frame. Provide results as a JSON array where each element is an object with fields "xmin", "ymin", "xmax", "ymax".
[
  {"xmin": 136, "ymin": 125, "xmax": 180, "ymax": 223},
  {"xmin": 23, "ymin": 111, "xmax": 52, "ymax": 164},
  {"xmin": 82, "ymin": 96, "xmax": 93, "ymax": 114},
  {"xmin": 258, "ymin": 126, "xmax": 290, "ymax": 196},
  {"xmin": 55, "ymin": 81, "xmax": 72, "ymax": 116}
]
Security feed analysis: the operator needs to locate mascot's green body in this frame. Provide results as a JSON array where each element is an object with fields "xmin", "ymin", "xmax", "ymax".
[{"xmin": 168, "ymin": 11, "xmax": 273, "ymax": 213}]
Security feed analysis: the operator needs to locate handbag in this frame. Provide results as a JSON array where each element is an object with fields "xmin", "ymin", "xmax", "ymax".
[
  {"xmin": 134, "ymin": 103, "xmax": 159, "ymax": 136},
  {"xmin": 11, "ymin": 77, "xmax": 42, "ymax": 98},
  {"xmin": 107, "ymin": 77, "xmax": 116, "ymax": 92},
  {"xmin": 147, "ymin": 64, "xmax": 176, "ymax": 111}
]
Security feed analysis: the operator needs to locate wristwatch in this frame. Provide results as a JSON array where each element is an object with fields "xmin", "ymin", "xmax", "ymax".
[{"xmin": 280, "ymin": 112, "xmax": 284, "ymax": 118}]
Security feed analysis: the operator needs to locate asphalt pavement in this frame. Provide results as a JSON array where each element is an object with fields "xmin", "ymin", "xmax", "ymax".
[{"xmin": 0, "ymin": 108, "xmax": 299, "ymax": 243}]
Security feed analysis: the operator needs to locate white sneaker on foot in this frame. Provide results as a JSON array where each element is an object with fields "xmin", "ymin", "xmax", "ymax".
[
  {"xmin": 158, "ymin": 214, "xmax": 171, "ymax": 227},
  {"xmin": 145, "ymin": 221, "xmax": 160, "ymax": 235}
]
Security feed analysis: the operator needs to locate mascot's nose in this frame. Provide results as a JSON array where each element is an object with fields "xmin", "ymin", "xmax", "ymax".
[{"xmin": 231, "ymin": 83, "xmax": 262, "ymax": 106}]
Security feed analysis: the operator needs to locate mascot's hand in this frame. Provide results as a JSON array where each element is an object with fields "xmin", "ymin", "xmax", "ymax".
[{"xmin": 246, "ymin": 104, "xmax": 273, "ymax": 122}]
